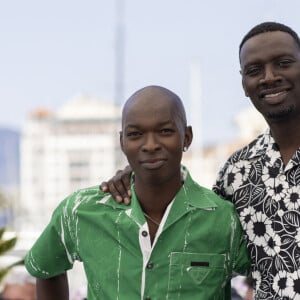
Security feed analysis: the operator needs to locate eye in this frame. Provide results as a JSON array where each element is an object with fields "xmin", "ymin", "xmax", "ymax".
[
  {"xmin": 243, "ymin": 65, "xmax": 262, "ymax": 77},
  {"xmin": 126, "ymin": 131, "xmax": 142, "ymax": 138},
  {"xmin": 160, "ymin": 128, "xmax": 175, "ymax": 135},
  {"xmin": 277, "ymin": 59, "xmax": 293, "ymax": 68}
]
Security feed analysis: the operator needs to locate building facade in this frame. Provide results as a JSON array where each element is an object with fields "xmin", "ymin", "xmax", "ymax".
[{"xmin": 19, "ymin": 95, "xmax": 123, "ymax": 232}]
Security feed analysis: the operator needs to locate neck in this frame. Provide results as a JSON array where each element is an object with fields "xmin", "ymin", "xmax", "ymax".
[
  {"xmin": 134, "ymin": 173, "xmax": 183, "ymax": 245},
  {"xmin": 134, "ymin": 172, "xmax": 182, "ymax": 217}
]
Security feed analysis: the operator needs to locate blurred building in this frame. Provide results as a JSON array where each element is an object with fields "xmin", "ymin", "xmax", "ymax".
[
  {"xmin": 16, "ymin": 95, "xmax": 124, "ymax": 296},
  {"xmin": 183, "ymin": 106, "xmax": 267, "ymax": 189},
  {"xmin": 0, "ymin": 128, "xmax": 20, "ymax": 190},
  {"xmin": 19, "ymin": 95, "xmax": 123, "ymax": 232},
  {"xmin": 0, "ymin": 128, "xmax": 20, "ymax": 228}
]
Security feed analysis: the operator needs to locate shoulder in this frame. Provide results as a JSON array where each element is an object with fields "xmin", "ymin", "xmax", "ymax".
[
  {"xmin": 215, "ymin": 133, "xmax": 266, "ymax": 182},
  {"xmin": 56, "ymin": 186, "xmax": 111, "ymax": 214},
  {"xmin": 189, "ymin": 179, "xmax": 235, "ymax": 210},
  {"xmin": 202, "ymin": 185, "xmax": 235, "ymax": 210},
  {"xmin": 226, "ymin": 133, "xmax": 265, "ymax": 165},
  {"xmin": 213, "ymin": 132, "xmax": 268, "ymax": 199}
]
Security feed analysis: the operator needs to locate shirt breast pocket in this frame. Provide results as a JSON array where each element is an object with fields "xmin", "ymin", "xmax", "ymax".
[{"xmin": 167, "ymin": 252, "xmax": 228, "ymax": 298}]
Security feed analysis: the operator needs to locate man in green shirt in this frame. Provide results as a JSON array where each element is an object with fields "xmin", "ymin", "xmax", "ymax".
[{"xmin": 25, "ymin": 85, "xmax": 250, "ymax": 299}]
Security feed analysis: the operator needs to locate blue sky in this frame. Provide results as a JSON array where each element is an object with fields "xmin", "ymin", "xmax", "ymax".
[{"xmin": 1, "ymin": 0, "xmax": 300, "ymax": 145}]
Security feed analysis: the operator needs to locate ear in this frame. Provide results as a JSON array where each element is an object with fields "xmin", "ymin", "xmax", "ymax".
[
  {"xmin": 119, "ymin": 131, "xmax": 125, "ymax": 153},
  {"xmin": 183, "ymin": 126, "xmax": 193, "ymax": 150}
]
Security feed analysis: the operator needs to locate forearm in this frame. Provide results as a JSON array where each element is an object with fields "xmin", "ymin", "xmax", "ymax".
[{"xmin": 37, "ymin": 273, "xmax": 69, "ymax": 300}]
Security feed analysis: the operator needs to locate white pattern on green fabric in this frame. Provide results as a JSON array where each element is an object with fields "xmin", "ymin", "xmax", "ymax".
[
  {"xmin": 97, "ymin": 194, "xmax": 111, "ymax": 204},
  {"xmin": 60, "ymin": 217, "xmax": 73, "ymax": 264},
  {"xmin": 178, "ymin": 213, "xmax": 192, "ymax": 299},
  {"xmin": 115, "ymin": 211, "xmax": 123, "ymax": 300},
  {"xmin": 26, "ymin": 251, "xmax": 50, "ymax": 276}
]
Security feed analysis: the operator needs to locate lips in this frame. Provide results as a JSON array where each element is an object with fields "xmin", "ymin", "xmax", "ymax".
[
  {"xmin": 260, "ymin": 89, "xmax": 289, "ymax": 105},
  {"xmin": 140, "ymin": 158, "xmax": 166, "ymax": 170}
]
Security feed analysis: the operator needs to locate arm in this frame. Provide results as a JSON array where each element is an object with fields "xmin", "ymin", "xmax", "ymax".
[
  {"xmin": 231, "ymin": 211, "xmax": 251, "ymax": 276},
  {"xmin": 100, "ymin": 165, "xmax": 133, "ymax": 205},
  {"xmin": 37, "ymin": 273, "xmax": 69, "ymax": 300}
]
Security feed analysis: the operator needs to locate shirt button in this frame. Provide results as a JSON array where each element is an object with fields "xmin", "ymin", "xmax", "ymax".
[
  {"xmin": 142, "ymin": 231, "xmax": 148, "ymax": 237},
  {"xmin": 147, "ymin": 262, "xmax": 154, "ymax": 269}
]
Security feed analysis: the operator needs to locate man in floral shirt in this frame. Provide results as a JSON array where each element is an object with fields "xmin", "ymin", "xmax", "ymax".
[{"xmin": 213, "ymin": 22, "xmax": 300, "ymax": 300}]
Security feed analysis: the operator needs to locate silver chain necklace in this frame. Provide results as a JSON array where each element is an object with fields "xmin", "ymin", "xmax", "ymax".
[{"xmin": 143, "ymin": 212, "xmax": 160, "ymax": 226}]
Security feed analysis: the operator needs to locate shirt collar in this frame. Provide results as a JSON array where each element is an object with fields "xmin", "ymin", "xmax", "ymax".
[
  {"xmin": 99, "ymin": 166, "xmax": 219, "ymax": 226},
  {"xmin": 178, "ymin": 166, "xmax": 218, "ymax": 209},
  {"xmin": 242, "ymin": 128, "xmax": 277, "ymax": 160}
]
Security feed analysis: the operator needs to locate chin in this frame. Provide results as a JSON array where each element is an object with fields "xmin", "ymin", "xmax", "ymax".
[{"xmin": 266, "ymin": 106, "xmax": 294, "ymax": 122}]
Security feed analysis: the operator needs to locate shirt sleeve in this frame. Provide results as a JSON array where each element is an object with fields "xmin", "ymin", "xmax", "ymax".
[
  {"xmin": 212, "ymin": 160, "xmax": 233, "ymax": 201},
  {"xmin": 25, "ymin": 196, "xmax": 77, "ymax": 279},
  {"xmin": 230, "ymin": 207, "xmax": 251, "ymax": 276}
]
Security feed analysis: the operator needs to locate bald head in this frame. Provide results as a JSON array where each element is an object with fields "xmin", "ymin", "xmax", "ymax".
[{"xmin": 122, "ymin": 85, "xmax": 187, "ymax": 130}]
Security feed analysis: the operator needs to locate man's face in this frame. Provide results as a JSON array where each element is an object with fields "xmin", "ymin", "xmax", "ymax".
[
  {"xmin": 240, "ymin": 31, "xmax": 300, "ymax": 124},
  {"xmin": 120, "ymin": 92, "xmax": 189, "ymax": 185}
]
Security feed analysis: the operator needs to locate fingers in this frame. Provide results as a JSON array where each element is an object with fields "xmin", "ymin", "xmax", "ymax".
[
  {"xmin": 100, "ymin": 181, "xmax": 123, "ymax": 202},
  {"xmin": 123, "ymin": 166, "xmax": 132, "ymax": 202},
  {"xmin": 99, "ymin": 166, "xmax": 132, "ymax": 205},
  {"xmin": 100, "ymin": 182, "xmax": 109, "ymax": 192}
]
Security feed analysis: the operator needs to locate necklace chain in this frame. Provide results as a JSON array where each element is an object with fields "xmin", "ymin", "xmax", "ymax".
[{"xmin": 143, "ymin": 212, "xmax": 161, "ymax": 226}]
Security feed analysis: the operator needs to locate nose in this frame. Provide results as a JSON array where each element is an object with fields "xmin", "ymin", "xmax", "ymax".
[
  {"xmin": 142, "ymin": 133, "xmax": 161, "ymax": 152},
  {"xmin": 259, "ymin": 65, "xmax": 281, "ymax": 85}
]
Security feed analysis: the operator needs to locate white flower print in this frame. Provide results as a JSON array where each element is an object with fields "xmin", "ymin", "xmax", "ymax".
[
  {"xmin": 283, "ymin": 186, "xmax": 300, "ymax": 210},
  {"xmin": 261, "ymin": 165, "xmax": 278, "ymax": 188},
  {"xmin": 262, "ymin": 230, "xmax": 281, "ymax": 257},
  {"xmin": 272, "ymin": 270, "xmax": 289, "ymax": 298},
  {"xmin": 286, "ymin": 270, "xmax": 300, "ymax": 299},
  {"xmin": 233, "ymin": 160, "xmax": 252, "ymax": 181},
  {"xmin": 240, "ymin": 207, "xmax": 256, "ymax": 230},
  {"xmin": 266, "ymin": 147, "xmax": 281, "ymax": 165},
  {"xmin": 246, "ymin": 211, "xmax": 272, "ymax": 247},
  {"xmin": 262, "ymin": 166, "xmax": 288, "ymax": 201},
  {"xmin": 224, "ymin": 161, "xmax": 251, "ymax": 191}
]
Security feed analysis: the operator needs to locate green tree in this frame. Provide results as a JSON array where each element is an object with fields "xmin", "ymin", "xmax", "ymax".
[
  {"xmin": 0, "ymin": 227, "xmax": 23, "ymax": 282},
  {"xmin": 0, "ymin": 190, "xmax": 23, "ymax": 282}
]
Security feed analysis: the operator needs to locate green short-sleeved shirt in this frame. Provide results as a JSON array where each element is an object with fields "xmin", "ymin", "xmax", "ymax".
[{"xmin": 25, "ymin": 168, "xmax": 250, "ymax": 299}]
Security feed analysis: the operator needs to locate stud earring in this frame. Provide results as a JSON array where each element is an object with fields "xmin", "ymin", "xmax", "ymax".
[{"xmin": 183, "ymin": 146, "xmax": 188, "ymax": 152}]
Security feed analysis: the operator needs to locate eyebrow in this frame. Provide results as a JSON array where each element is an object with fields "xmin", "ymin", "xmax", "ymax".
[{"xmin": 125, "ymin": 120, "xmax": 175, "ymax": 129}]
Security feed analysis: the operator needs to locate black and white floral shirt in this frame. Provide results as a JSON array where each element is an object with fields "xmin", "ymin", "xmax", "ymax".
[{"xmin": 213, "ymin": 129, "xmax": 300, "ymax": 300}]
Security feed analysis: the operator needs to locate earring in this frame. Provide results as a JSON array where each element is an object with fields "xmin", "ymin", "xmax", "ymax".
[{"xmin": 183, "ymin": 146, "xmax": 188, "ymax": 152}]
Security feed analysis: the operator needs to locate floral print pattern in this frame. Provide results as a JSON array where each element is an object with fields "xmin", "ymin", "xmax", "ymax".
[{"xmin": 213, "ymin": 129, "xmax": 300, "ymax": 300}]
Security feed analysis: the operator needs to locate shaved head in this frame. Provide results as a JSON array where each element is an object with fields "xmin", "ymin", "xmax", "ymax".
[{"xmin": 122, "ymin": 85, "xmax": 187, "ymax": 131}]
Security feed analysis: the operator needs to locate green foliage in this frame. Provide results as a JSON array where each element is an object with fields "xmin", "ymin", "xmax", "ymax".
[
  {"xmin": 0, "ymin": 227, "xmax": 23, "ymax": 283},
  {"xmin": 0, "ymin": 234, "xmax": 17, "ymax": 256},
  {"xmin": 0, "ymin": 190, "xmax": 23, "ymax": 283}
]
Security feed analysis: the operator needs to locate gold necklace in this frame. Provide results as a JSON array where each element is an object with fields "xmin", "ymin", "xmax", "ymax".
[{"xmin": 143, "ymin": 212, "xmax": 160, "ymax": 226}]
